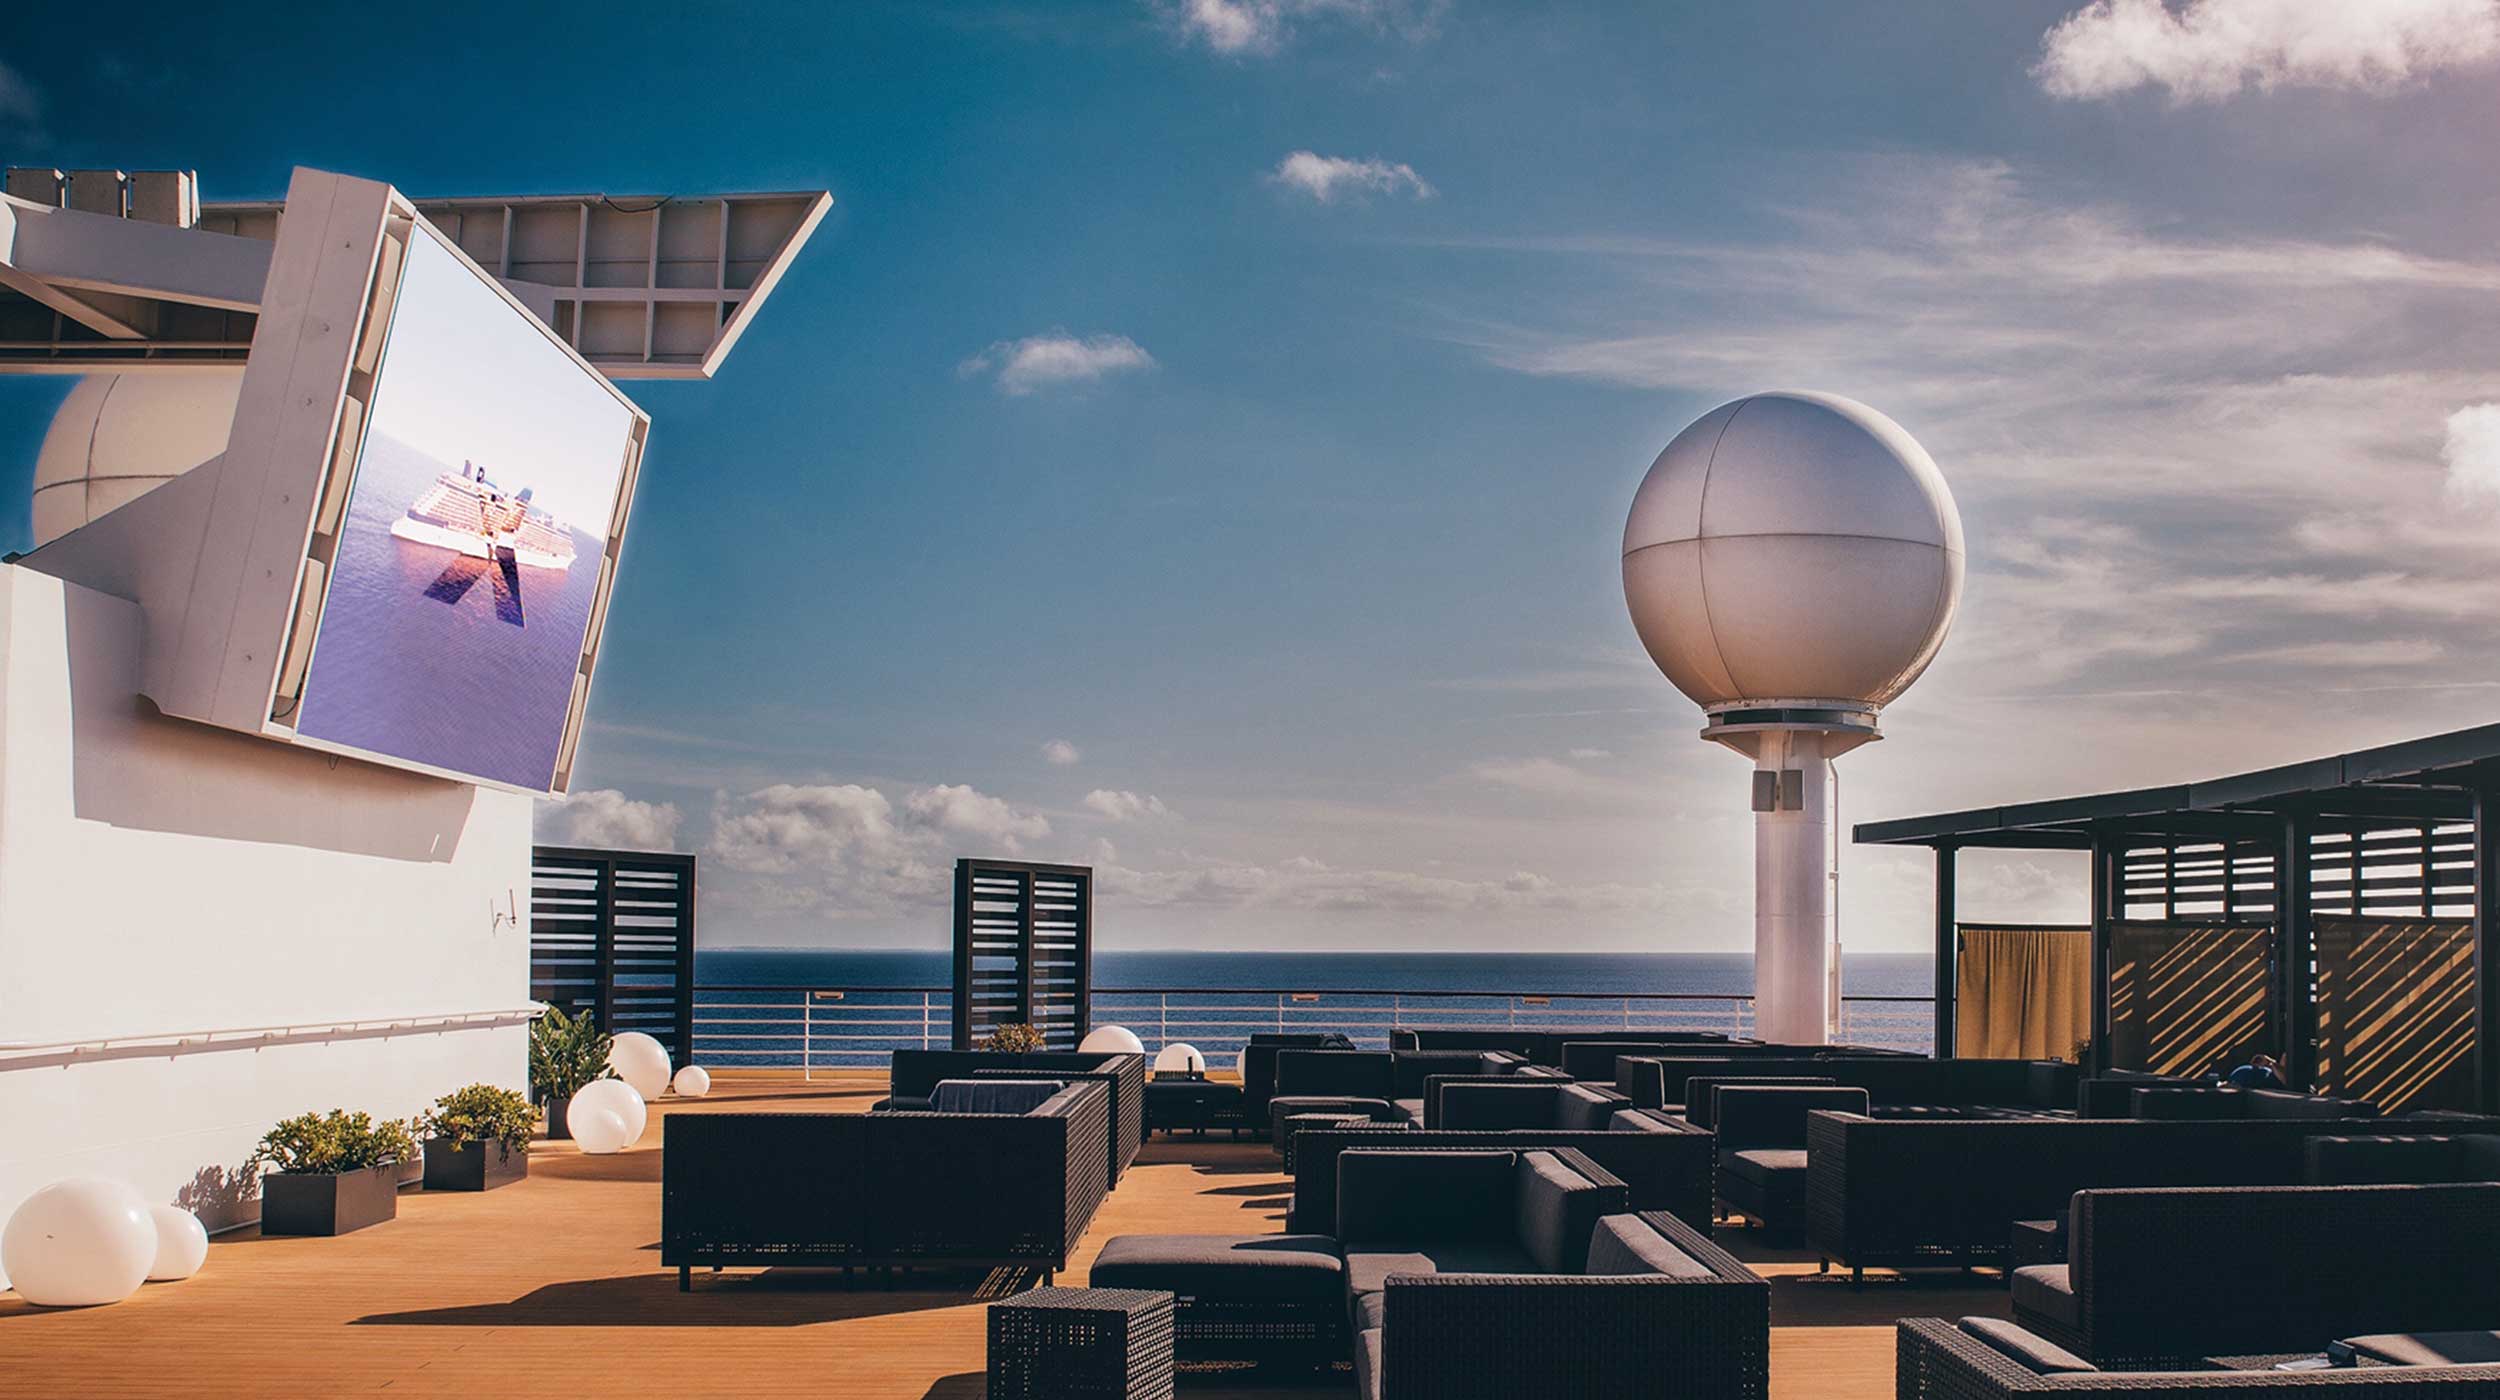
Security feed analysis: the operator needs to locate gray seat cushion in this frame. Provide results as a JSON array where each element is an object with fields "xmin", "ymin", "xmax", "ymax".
[
  {"xmin": 1392, "ymin": 1097, "xmax": 1425, "ymax": 1123},
  {"xmin": 1960, "ymin": 1317, "xmax": 2097, "ymax": 1374},
  {"xmin": 1721, "ymin": 1147, "xmax": 1808, "ymax": 1187},
  {"xmin": 1345, "ymin": 1242, "xmax": 1539, "ymax": 1329},
  {"xmin": 1355, "ymin": 1326, "xmax": 1384, "ymax": 1400},
  {"xmin": 1585, "ymin": 1213, "xmax": 1715, "ymax": 1278},
  {"xmin": 927, "ymin": 1078, "xmax": 1065, "ymax": 1115},
  {"xmin": 2341, "ymin": 1332, "xmax": 2500, "ymax": 1366},
  {"xmin": 1273, "ymin": 1094, "xmax": 1392, "ymax": 1120},
  {"xmin": 1089, "ymin": 1233, "xmax": 1345, "ymax": 1302},
  {"xmin": 2012, "ymin": 1265, "xmax": 2079, "ymax": 1331}
]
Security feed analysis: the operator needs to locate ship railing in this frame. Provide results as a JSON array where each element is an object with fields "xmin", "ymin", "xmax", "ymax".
[{"xmin": 689, "ymin": 984, "xmax": 1937, "ymax": 1080}]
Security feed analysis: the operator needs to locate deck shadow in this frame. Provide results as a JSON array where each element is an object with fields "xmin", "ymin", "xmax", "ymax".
[
  {"xmin": 354, "ymin": 1269, "xmax": 976, "ymax": 1327},
  {"xmin": 530, "ymin": 1150, "xmax": 663, "ymax": 1183},
  {"xmin": 919, "ymin": 1375, "xmax": 986, "ymax": 1400}
]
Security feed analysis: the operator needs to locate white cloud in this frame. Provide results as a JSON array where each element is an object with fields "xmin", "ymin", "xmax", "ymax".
[
  {"xmin": 2035, "ymin": 0, "xmax": 2500, "ymax": 102},
  {"xmin": 1083, "ymin": 788, "xmax": 1173, "ymax": 821},
  {"xmin": 1096, "ymin": 853, "xmax": 1702, "ymax": 914},
  {"xmin": 1161, "ymin": 0, "xmax": 1439, "ymax": 56},
  {"xmin": 535, "ymin": 789, "xmax": 684, "ymax": 851},
  {"xmin": 960, "ymin": 333, "xmax": 1155, "ymax": 395},
  {"xmin": 2442, "ymin": 403, "xmax": 2500, "ymax": 502},
  {"xmin": 0, "ymin": 58, "xmax": 40, "ymax": 129},
  {"xmin": 904, "ymin": 783, "xmax": 1054, "ymax": 850},
  {"xmin": 708, "ymin": 779, "xmax": 1054, "ymax": 913},
  {"xmin": 1270, "ymin": 151, "xmax": 1434, "ymax": 203},
  {"xmin": 1042, "ymin": 738, "xmax": 1082, "ymax": 765},
  {"xmin": 1567, "ymin": 748, "xmax": 1612, "ymax": 760}
]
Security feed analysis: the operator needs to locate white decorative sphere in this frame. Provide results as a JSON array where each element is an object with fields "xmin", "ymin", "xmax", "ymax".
[
  {"xmin": 671, "ymin": 1065, "xmax": 711, "ymax": 1097},
  {"xmin": 1079, "ymin": 1026, "xmax": 1145, "ymax": 1055},
  {"xmin": 567, "ymin": 1079, "xmax": 647, "ymax": 1151},
  {"xmin": 1, "ymin": 1178, "xmax": 156, "ymax": 1306},
  {"xmin": 1152, "ymin": 1043, "xmax": 1205, "ymax": 1074},
  {"xmin": 147, "ymin": 1205, "xmax": 208, "ymax": 1282},
  {"xmin": 571, "ymin": 1107, "xmax": 631, "ymax": 1156},
  {"xmin": 1623, "ymin": 392, "xmax": 1963, "ymax": 716},
  {"xmin": 607, "ymin": 1032, "xmax": 673, "ymax": 1101},
  {"xmin": 31, "ymin": 370, "xmax": 245, "ymax": 548}
]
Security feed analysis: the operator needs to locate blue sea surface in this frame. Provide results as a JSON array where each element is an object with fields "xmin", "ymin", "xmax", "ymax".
[{"xmin": 689, "ymin": 949, "xmax": 1937, "ymax": 1064}]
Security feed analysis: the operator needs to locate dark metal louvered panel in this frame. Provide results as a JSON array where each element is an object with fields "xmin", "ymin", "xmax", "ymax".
[
  {"xmin": 531, "ymin": 846, "xmax": 697, "ymax": 1065},
  {"xmin": 952, "ymin": 859, "xmax": 1093, "ymax": 1050}
]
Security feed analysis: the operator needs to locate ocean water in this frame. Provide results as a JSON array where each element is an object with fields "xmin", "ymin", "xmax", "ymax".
[
  {"xmin": 689, "ymin": 949, "xmax": 1938, "ymax": 1063},
  {"xmin": 294, "ymin": 432, "xmax": 603, "ymax": 790}
]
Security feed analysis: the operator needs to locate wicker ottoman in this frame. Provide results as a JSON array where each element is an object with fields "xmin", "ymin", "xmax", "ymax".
[
  {"xmin": 1089, "ymin": 1233, "xmax": 1345, "ymax": 1366},
  {"xmin": 989, "ymin": 1287, "xmax": 1176, "ymax": 1400},
  {"xmin": 1144, "ymin": 1078, "xmax": 1247, "ymax": 1137}
]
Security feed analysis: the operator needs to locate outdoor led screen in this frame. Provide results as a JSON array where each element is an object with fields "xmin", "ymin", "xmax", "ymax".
[{"xmin": 285, "ymin": 229, "xmax": 641, "ymax": 792}]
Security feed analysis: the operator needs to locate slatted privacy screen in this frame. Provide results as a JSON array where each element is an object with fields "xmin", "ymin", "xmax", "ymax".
[
  {"xmin": 953, "ymin": 859, "xmax": 1093, "ymax": 1051},
  {"xmin": 2312, "ymin": 916, "xmax": 2476, "ymax": 1112},
  {"xmin": 530, "ymin": 846, "xmax": 698, "ymax": 1065},
  {"xmin": 2105, "ymin": 921, "xmax": 2276, "ymax": 1077},
  {"xmin": 2118, "ymin": 826, "xmax": 2476, "ymax": 923},
  {"xmin": 2119, "ymin": 841, "xmax": 2281, "ymax": 921}
]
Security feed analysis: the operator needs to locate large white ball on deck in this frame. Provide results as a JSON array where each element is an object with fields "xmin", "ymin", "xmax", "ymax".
[
  {"xmin": 1152, "ymin": 1043, "xmax": 1205, "ymax": 1074},
  {"xmin": 1, "ymin": 1178, "xmax": 156, "ymax": 1306},
  {"xmin": 607, "ymin": 1032, "xmax": 673, "ymax": 1101},
  {"xmin": 147, "ymin": 1205, "xmax": 208, "ymax": 1282},
  {"xmin": 1623, "ymin": 392, "xmax": 1963, "ymax": 714},
  {"xmin": 1080, "ymin": 1026, "xmax": 1145, "ymax": 1055},
  {"xmin": 567, "ymin": 1079, "xmax": 646, "ymax": 1152},
  {"xmin": 571, "ymin": 1106, "xmax": 631, "ymax": 1156},
  {"xmin": 671, "ymin": 1065, "xmax": 711, "ymax": 1097}
]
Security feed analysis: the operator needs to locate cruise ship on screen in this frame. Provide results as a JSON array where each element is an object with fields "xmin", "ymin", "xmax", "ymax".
[{"xmin": 389, "ymin": 460, "xmax": 578, "ymax": 570}]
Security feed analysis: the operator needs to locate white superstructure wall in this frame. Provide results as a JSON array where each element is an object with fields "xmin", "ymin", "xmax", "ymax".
[{"xmin": 0, "ymin": 563, "xmax": 532, "ymax": 1278}]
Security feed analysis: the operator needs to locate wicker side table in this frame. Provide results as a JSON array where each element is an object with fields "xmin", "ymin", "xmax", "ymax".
[{"xmin": 989, "ymin": 1287, "xmax": 1177, "ymax": 1400}]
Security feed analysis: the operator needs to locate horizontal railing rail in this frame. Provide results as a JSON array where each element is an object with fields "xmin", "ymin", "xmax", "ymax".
[{"xmin": 689, "ymin": 983, "xmax": 1937, "ymax": 1079}]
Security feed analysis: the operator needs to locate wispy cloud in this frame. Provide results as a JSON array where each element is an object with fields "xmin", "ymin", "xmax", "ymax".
[
  {"xmin": 0, "ymin": 58, "xmax": 40, "ymax": 130},
  {"xmin": 2035, "ymin": 0, "xmax": 2500, "ymax": 102},
  {"xmin": 2442, "ymin": 403, "xmax": 2500, "ymax": 502},
  {"xmin": 537, "ymin": 789, "xmax": 685, "ymax": 851},
  {"xmin": 707, "ymin": 780, "xmax": 1054, "ymax": 913},
  {"xmin": 1097, "ymin": 852, "xmax": 1706, "ymax": 915},
  {"xmin": 1270, "ymin": 151, "xmax": 1434, "ymax": 203},
  {"xmin": 1083, "ymin": 788, "xmax": 1173, "ymax": 821},
  {"xmin": 1042, "ymin": 738, "xmax": 1082, "ymax": 765},
  {"xmin": 960, "ymin": 333, "xmax": 1155, "ymax": 395},
  {"xmin": 1158, "ymin": 0, "xmax": 1440, "ymax": 56}
]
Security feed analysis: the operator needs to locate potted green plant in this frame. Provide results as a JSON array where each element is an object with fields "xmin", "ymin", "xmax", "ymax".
[
  {"xmin": 977, "ymin": 1022, "xmax": 1046, "ymax": 1053},
  {"xmin": 530, "ymin": 1004, "xmax": 613, "ymax": 1140},
  {"xmin": 418, "ymin": 1083, "xmax": 534, "ymax": 1191},
  {"xmin": 252, "ymin": 1109, "xmax": 416, "ymax": 1236}
]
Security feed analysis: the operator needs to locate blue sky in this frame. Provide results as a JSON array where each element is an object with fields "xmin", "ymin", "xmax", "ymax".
[{"xmin": 5, "ymin": 1, "xmax": 2500, "ymax": 954}]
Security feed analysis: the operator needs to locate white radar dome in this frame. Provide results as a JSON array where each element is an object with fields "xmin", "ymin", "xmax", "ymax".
[
  {"xmin": 30, "ymin": 371, "xmax": 243, "ymax": 549},
  {"xmin": 1622, "ymin": 391, "xmax": 1962, "ymax": 718}
]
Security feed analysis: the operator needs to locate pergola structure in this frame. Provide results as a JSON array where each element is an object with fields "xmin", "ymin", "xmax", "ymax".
[{"xmin": 1857, "ymin": 722, "xmax": 2500, "ymax": 1112}]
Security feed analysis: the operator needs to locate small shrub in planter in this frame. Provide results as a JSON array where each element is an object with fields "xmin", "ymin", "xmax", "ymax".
[
  {"xmin": 529, "ymin": 1005, "xmax": 613, "ymax": 1140},
  {"xmin": 978, "ymin": 1022, "xmax": 1046, "ymax": 1053},
  {"xmin": 418, "ymin": 1084, "xmax": 534, "ymax": 1191},
  {"xmin": 252, "ymin": 1110, "xmax": 416, "ymax": 1236}
]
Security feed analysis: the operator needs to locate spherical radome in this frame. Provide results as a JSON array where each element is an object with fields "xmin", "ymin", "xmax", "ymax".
[
  {"xmin": 1622, "ymin": 391, "xmax": 1963, "ymax": 712},
  {"xmin": 31, "ymin": 371, "xmax": 244, "ymax": 549}
]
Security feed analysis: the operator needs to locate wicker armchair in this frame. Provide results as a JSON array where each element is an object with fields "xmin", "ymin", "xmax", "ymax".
[
  {"xmin": 1287, "ymin": 1112, "xmax": 1713, "ymax": 1235},
  {"xmin": 1898, "ymin": 1318, "xmax": 2500, "ymax": 1400}
]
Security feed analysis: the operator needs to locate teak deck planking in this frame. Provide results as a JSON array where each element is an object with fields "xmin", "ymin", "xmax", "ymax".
[{"xmin": 0, "ymin": 1074, "xmax": 2011, "ymax": 1398}]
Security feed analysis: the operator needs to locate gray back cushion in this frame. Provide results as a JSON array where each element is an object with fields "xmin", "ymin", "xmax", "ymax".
[
  {"xmin": 1512, "ymin": 1151, "xmax": 1606, "ymax": 1274},
  {"xmin": 1337, "ymin": 1149, "xmax": 1517, "ymax": 1243},
  {"xmin": 928, "ymin": 1078, "xmax": 1066, "ymax": 1115},
  {"xmin": 1438, "ymin": 1082, "xmax": 1567, "ymax": 1131},
  {"xmin": 1555, "ymin": 1084, "xmax": 1626, "ymax": 1132},
  {"xmin": 1585, "ymin": 1213, "xmax": 1714, "ymax": 1278}
]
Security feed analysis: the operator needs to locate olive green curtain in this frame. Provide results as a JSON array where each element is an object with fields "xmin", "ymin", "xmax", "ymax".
[
  {"xmin": 2312, "ymin": 916, "xmax": 2476, "ymax": 1112},
  {"xmin": 2104, "ymin": 922, "xmax": 2275, "ymax": 1076},
  {"xmin": 1955, "ymin": 925, "xmax": 2091, "ymax": 1062}
]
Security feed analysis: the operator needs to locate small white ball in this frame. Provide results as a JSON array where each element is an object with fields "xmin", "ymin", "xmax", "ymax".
[
  {"xmin": 1080, "ymin": 1025, "xmax": 1145, "ymax": 1055},
  {"xmin": 572, "ymin": 1107, "xmax": 631, "ymax": 1155},
  {"xmin": 671, "ymin": 1065, "xmax": 711, "ymax": 1097},
  {"xmin": 147, "ymin": 1205, "xmax": 208, "ymax": 1282},
  {"xmin": 569, "ymin": 1078, "xmax": 646, "ymax": 1149},
  {"xmin": 1, "ymin": 1178, "xmax": 156, "ymax": 1306},
  {"xmin": 607, "ymin": 1032, "xmax": 673, "ymax": 1101},
  {"xmin": 1152, "ymin": 1043, "xmax": 1205, "ymax": 1074}
]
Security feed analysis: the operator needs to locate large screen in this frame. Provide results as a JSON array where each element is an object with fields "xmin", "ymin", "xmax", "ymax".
[{"xmin": 289, "ymin": 230, "xmax": 640, "ymax": 792}]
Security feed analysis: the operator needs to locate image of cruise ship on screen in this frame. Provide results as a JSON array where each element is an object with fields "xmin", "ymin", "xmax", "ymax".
[{"xmin": 388, "ymin": 460, "xmax": 579, "ymax": 570}]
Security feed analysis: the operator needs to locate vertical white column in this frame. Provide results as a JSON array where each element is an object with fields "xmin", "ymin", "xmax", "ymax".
[{"xmin": 1753, "ymin": 729, "xmax": 1835, "ymax": 1045}]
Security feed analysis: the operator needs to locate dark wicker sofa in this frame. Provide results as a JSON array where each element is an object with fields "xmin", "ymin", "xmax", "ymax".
[
  {"xmin": 660, "ymin": 1081, "xmax": 1113, "ymax": 1288},
  {"xmin": 2126, "ymin": 1085, "xmax": 2381, "ymax": 1121},
  {"xmin": 1803, "ymin": 1111, "xmax": 2500, "ymax": 1278},
  {"xmin": 1334, "ymin": 1147, "xmax": 1768, "ymax": 1400},
  {"xmin": 1287, "ymin": 1110, "xmax": 1713, "ymax": 1235},
  {"xmin": 1391, "ymin": 1027, "xmax": 1732, "ymax": 1067},
  {"xmin": 1268, "ymin": 1049, "xmax": 1403, "ymax": 1148},
  {"xmin": 1242, "ymin": 1032, "xmax": 1342, "ymax": 1130},
  {"xmin": 1431, "ymin": 1079, "xmax": 1634, "ymax": 1132},
  {"xmin": 1712, "ymin": 1085, "xmax": 1871, "ymax": 1237},
  {"xmin": 1898, "ymin": 1316, "xmax": 2500, "ymax": 1400},
  {"xmin": 2304, "ymin": 1133, "xmax": 2500, "ymax": 1184},
  {"xmin": 879, "ymin": 1048, "xmax": 1146, "ymax": 1179},
  {"xmin": 1615, "ymin": 1054, "xmax": 2074, "ymax": 1118},
  {"xmin": 2010, "ymin": 1183, "xmax": 2500, "ymax": 1364}
]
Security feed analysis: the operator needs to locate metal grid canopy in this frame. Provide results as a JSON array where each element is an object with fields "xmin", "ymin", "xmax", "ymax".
[
  {"xmin": 1855, "ymin": 721, "xmax": 2500, "ymax": 1109},
  {"xmin": 530, "ymin": 846, "xmax": 698, "ymax": 1064},
  {"xmin": 953, "ymin": 859, "xmax": 1094, "ymax": 1051}
]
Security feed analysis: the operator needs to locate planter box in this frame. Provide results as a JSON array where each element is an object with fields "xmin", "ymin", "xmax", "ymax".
[
  {"xmin": 422, "ymin": 1137, "xmax": 529, "ymax": 1192},
  {"xmin": 544, "ymin": 1097, "xmax": 571, "ymax": 1141},
  {"xmin": 260, "ymin": 1163, "xmax": 399, "ymax": 1237}
]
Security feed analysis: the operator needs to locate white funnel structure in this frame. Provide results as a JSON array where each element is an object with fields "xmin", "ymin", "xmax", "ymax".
[{"xmin": 1622, "ymin": 392, "xmax": 1963, "ymax": 1043}]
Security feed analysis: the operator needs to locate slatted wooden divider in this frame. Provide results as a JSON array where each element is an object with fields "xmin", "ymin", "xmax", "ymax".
[
  {"xmin": 952, "ymin": 859, "xmax": 1093, "ymax": 1050},
  {"xmin": 530, "ymin": 846, "xmax": 698, "ymax": 1066}
]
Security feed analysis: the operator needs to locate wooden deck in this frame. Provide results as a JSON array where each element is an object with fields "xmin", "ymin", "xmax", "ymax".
[{"xmin": 0, "ymin": 1077, "xmax": 2012, "ymax": 1398}]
